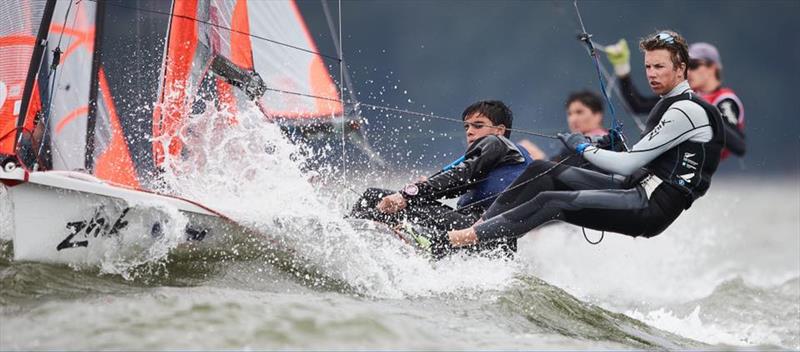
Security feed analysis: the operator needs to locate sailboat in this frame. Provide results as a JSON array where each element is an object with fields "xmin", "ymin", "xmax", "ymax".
[{"xmin": 0, "ymin": 0, "xmax": 359, "ymax": 265}]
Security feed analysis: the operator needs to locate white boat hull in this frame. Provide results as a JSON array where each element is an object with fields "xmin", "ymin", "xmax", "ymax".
[{"xmin": 1, "ymin": 166, "xmax": 237, "ymax": 266}]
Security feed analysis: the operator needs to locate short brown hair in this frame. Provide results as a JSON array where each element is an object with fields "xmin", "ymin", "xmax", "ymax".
[
  {"xmin": 565, "ymin": 90, "xmax": 604, "ymax": 114},
  {"xmin": 462, "ymin": 100, "xmax": 513, "ymax": 138},
  {"xmin": 639, "ymin": 30, "xmax": 690, "ymax": 78}
]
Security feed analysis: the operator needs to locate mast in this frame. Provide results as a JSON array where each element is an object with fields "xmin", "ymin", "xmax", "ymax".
[
  {"xmin": 14, "ymin": 0, "xmax": 56, "ymax": 155},
  {"xmin": 85, "ymin": 0, "xmax": 107, "ymax": 171}
]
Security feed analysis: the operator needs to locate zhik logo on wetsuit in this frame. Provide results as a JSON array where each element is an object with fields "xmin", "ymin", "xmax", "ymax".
[{"xmin": 648, "ymin": 119, "xmax": 673, "ymax": 141}]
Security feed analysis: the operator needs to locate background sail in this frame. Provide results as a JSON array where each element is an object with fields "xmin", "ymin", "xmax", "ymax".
[
  {"xmin": 153, "ymin": 0, "xmax": 344, "ymax": 167},
  {"xmin": 246, "ymin": 0, "xmax": 343, "ymax": 120},
  {"xmin": 0, "ymin": 0, "xmax": 46, "ymax": 156}
]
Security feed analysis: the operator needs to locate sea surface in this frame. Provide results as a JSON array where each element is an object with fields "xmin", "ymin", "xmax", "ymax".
[{"xmin": 1, "ymin": 109, "xmax": 798, "ymax": 350}]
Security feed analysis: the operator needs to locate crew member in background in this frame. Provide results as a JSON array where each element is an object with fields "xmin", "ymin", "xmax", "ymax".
[
  {"xmin": 605, "ymin": 39, "xmax": 746, "ymax": 159},
  {"xmin": 518, "ymin": 90, "xmax": 623, "ymax": 171}
]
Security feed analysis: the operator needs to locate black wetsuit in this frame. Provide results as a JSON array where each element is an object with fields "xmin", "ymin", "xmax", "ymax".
[
  {"xmin": 619, "ymin": 75, "xmax": 745, "ymax": 158},
  {"xmin": 474, "ymin": 81, "xmax": 725, "ymax": 242},
  {"xmin": 350, "ymin": 135, "xmax": 531, "ymax": 253}
]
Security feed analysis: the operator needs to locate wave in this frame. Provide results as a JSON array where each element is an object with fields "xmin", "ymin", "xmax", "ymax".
[
  {"xmin": 626, "ymin": 276, "xmax": 799, "ymax": 349},
  {"xmin": 494, "ymin": 276, "xmax": 704, "ymax": 349}
]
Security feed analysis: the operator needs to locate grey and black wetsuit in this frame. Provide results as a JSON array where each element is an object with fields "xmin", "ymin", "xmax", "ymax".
[
  {"xmin": 474, "ymin": 81, "xmax": 725, "ymax": 242},
  {"xmin": 350, "ymin": 135, "xmax": 531, "ymax": 253}
]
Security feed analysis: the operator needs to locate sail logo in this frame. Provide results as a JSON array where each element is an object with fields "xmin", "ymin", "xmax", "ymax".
[{"xmin": 57, "ymin": 206, "xmax": 130, "ymax": 251}]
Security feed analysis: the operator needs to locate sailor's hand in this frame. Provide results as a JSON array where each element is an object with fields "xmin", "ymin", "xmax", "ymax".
[
  {"xmin": 517, "ymin": 139, "xmax": 548, "ymax": 160},
  {"xmin": 558, "ymin": 132, "xmax": 591, "ymax": 155},
  {"xmin": 605, "ymin": 38, "xmax": 630, "ymax": 76},
  {"xmin": 377, "ymin": 193, "xmax": 407, "ymax": 214},
  {"xmin": 589, "ymin": 134, "xmax": 611, "ymax": 148}
]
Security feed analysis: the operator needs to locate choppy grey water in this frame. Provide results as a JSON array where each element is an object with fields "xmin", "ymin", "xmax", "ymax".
[{"xmin": 1, "ymin": 178, "xmax": 798, "ymax": 350}]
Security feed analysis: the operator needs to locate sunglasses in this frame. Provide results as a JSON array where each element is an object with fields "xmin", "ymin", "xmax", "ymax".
[
  {"xmin": 688, "ymin": 59, "xmax": 711, "ymax": 70},
  {"xmin": 653, "ymin": 32, "xmax": 676, "ymax": 45},
  {"xmin": 463, "ymin": 122, "xmax": 493, "ymax": 130}
]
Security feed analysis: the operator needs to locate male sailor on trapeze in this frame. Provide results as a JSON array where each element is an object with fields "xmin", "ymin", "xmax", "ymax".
[{"xmin": 403, "ymin": 30, "xmax": 725, "ymax": 254}]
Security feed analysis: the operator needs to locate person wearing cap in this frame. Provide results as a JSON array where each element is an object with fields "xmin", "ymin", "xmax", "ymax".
[
  {"xmin": 605, "ymin": 39, "xmax": 745, "ymax": 159},
  {"xmin": 401, "ymin": 30, "xmax": 726, "ymax": 254}
]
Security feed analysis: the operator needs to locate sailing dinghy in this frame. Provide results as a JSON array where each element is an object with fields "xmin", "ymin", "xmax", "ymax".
[{"xmin": 0, "ymin": 0, "xmax": 350, "ymax": 265}]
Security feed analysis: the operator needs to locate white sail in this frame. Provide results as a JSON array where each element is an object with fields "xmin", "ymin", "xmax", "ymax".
[{"xmin": 46, "ymin": 0, "xmax": 96, "ymax": 171}]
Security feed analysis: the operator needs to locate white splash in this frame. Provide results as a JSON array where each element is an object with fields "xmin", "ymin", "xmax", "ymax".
[
  {"xmin": 155, "ymin": 101, "xmax": 521, "ymax": 298},
  {"xmin": 626, "ymin": 306, "xmax": 785, "ymax": 347}
]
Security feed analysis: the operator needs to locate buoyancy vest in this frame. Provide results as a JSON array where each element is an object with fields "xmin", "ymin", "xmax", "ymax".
[
  {"xmin": 457, "ymin": 144, "xmax": 533, "ymax": 210},
  {"xmin": 642, "ymin": 92, "xmax": 725, "ymax": 206}
]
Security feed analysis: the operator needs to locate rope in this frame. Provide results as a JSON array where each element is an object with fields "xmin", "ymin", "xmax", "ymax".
[
  {"xmin": 572, "ymin": 0, "xmax": 614, "ymax": 244},
  {"xmin": 259, "ymin": 85, "xmax": 560, "ymax": 139},
  {"xmin": 582, "ymin": 227, "xmax": 604, "ymax": 245},
  {"xmin": 335, "ymin": 0, "xmax": 347, "ymax": 191},
  {"xmin": 573, "ymin": 1, "xmax": 622, "ymax": 150}
]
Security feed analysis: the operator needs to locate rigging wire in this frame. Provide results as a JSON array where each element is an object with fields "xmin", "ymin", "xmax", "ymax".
[
  {"xmin": 337, "ymin": 0, "xmax": 347, "ymax": 191},
  {"xmin": 573, "ymin": 1, "xmax": 620, "ymax": 137},
  {"xmin": 320, "ymin": 0, "xmax": 359, "ymax": 108},
  {"xmin": 263, "ymin": 86, "xmax": 560, "ymax": 139},
  {"xmin": 573, "ymin": 0, "xmax": 616, "ymax": 245}
]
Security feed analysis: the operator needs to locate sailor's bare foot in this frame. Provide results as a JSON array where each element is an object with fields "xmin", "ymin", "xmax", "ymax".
[{"xmin": 448, "ymin": 227, "xmax": 478, "ymax": 247}]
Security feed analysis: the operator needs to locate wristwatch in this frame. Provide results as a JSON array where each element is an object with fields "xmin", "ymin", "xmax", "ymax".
[{"xmin": 399, "ymin": 184, "xmax": 419, "ymax": 199}]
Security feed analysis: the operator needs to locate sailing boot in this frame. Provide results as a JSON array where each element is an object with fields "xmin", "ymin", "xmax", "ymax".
[{"xmin": 394, "ymin": 222, "xmax": 452, "ymax": 259}]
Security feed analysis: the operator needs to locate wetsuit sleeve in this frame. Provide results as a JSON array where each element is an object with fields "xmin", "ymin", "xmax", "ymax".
[
  {"xmin": 717, "ymin": 97, "xmax": 746, "ymax": 156},
  {"xmin": 412, "ymin": 135, "xmax": 520, "ymax": 200},
  {"xmin": 619, "ymin": 75, "xmax": 660, "ymax": 115},
  {"xmin": 583, "ymin": 100, "xmax": 713, "ymax": 176}
]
